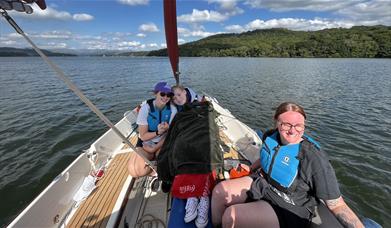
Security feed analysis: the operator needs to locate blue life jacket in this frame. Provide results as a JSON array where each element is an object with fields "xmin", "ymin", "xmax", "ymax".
[
  {"xmin": 146, "ymin": 99, "xmax": 171, "ymax": 132},
  {"xmin": 260, "ymin": 130, "xmax": 320, "ymax": 193}
]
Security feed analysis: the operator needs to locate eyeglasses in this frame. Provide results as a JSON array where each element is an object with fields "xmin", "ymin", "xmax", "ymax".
[
  {"xmin": 278, "ymin": 122, "xmax": 305, "ymax": 132},
  {"xmin": 159, "ymin": 92, "xmax": 173, "ymax": 98}
]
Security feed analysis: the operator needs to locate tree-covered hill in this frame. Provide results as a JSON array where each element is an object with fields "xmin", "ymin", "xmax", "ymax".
[
  {"xmin": 0, "ymin": 47, "xmax": 76, "ymax": 57},
  {"xmin": 149, "ymin": 26, "xmax": 391, "ymax": 58}
]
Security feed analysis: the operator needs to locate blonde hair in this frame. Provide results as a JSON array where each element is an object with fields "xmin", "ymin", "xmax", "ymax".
[{"xmin": 171, "ymin": 85, "xmax": 185, "ymax": 91}]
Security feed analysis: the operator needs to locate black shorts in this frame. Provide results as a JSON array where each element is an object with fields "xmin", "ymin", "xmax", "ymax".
[
  {"xmin": 136, "ymin": 138, "xmax": 158, "ymax": 148},
  {"xmin": 136, "ymin": 137, "xmax": 143, "ymax": 147},
  {"xmin": 269, "ymin": 203, "xmax": 311, "ymax": 228}
]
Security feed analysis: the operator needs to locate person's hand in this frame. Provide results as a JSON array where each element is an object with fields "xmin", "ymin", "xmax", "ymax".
[{"xmin": 158, "ymin": 122, "xmax": 169, "ymax": 134}]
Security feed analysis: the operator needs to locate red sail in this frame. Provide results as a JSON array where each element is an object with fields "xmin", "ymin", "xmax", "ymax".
[{"xmin": 163, "ymin": 0, "xmax": 179, "ymax": 84}]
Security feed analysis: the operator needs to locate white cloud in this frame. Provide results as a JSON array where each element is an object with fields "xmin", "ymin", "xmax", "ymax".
[
  {"xmin": 208, "ymin": 0, "xmax": 238, "ymax": 10},
  {"xmin": 178, "ymin": 9, "xmax": 229, "ymax": 23},
  {"xmin": 148, "ymin": 43, "xmax": 158, "ymax": 48},
  {"xmin": 242, "ymin": 0, "xmax": 391, "ymax": 26},
  {"xmin": 10, "ymin": 5, "xmax": 94, "ymax": 21},
  {"xmin": 225, "ymin": 24, "xmax": 245, "ymax": 33},
  {"xmin": 28, "ymin": 5, "xmax": 72, "ymax": 20},
  {"xmin": 137, "ymin": 33, "xmax": 146, "ymax": 37},
  {"xmin": 73, "ymin": 14, "xmax": 94, "ymax": 21},
  {"xmin": 7, "ymin": 33, "xmax": 23, "ymax": 39},
  {"xmin": 139, "ymin": 23, "xmax": 159, "ymax": 32},
  {"xmin": 337, "ymin": 1, "xmax": 391, "ymax": 25},
  {"xmin": 178, "ymin": 27, "xmax": 217, "ymax": 38},
  {"xmin": 160, "ymin": 43, "xmax": 167, "ymax": 48},
  {"xmin": 178, "ymin": 38, "xmax": 186, "ymax": 44},
  {"xmin": 40, "ymin": 42, "xmax": 68, "ymax": 49},
  {"xmin": 82, "ymin": 40, "xmax": 108, "ymax": 50},
  {"xmin": 118, "ymin": 41, "xmax": 141, "ymax": 47},
  {"xmin": 244, "ymin": 0, "xmax": 355, "ymax": 12},
  {"xmin": 32, "ymin": 31, "xmax": 72, "ymax": 39},
  {"xmin": 118, "ymin": 0, "xmax": 149, "ymax": 6},
  {"xmin": 226, "ymin": 17, "xmax": 355, "ymax": 32},
  {"xmin": 0, "ymin": 40, "xmax": 17, "ymax": 45},
  {"xmin": 208, "ymin": 0, "xmax": 244, "ymax": 16}
]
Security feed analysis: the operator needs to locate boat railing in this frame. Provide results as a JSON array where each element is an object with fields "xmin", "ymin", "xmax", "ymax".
[{"xmin": 86, "ymin": 110, "xmax": 138, "ymax": 169}]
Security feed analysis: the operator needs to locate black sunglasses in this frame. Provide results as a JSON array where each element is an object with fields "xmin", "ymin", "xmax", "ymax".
[{"xmin": 159, "ymin": 92, "xmax": 173, "ymax": 98}]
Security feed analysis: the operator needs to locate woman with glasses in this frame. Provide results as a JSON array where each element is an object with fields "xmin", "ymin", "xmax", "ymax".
[
  {"xmin": 127, "ymin": 81, "xmax": 177, "ymax": 178},
  {"xmin": 211, "ymin": 102, "xmax": 364, "ymax": 228}
]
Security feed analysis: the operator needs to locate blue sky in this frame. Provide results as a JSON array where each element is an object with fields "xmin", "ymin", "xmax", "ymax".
[{"xmin": 1, "ymin": 0, "xmax": 390, "ymax": 51}]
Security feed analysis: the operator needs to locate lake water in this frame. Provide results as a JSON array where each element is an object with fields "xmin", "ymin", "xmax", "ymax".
[{"xmin": 0, "ymin": 57, "xmax": 390, "ymax": 226}]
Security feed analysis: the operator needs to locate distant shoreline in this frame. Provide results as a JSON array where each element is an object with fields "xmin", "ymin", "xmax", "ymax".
[{"xmin": 1, "ymin": 25, "xmax": 390, "ymax": 58}]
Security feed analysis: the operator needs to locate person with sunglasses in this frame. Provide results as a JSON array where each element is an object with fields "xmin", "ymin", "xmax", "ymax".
[
  {"xmin": 127, "ymin": 81, "xmax": 177, "ymax": 178},
  {"xmin": 211, "ymin": 102, "xmax": 364, "ymax": 228}
]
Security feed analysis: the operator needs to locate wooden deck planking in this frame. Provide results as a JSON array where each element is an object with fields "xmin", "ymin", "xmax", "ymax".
[
  {"xmin": 96, "ymin": 159, "xmax": 129, "ymax": 228},
  {"xmin": 67, "ymin": 152, "xmax": 131, "ymax": 227},
  {"xmin": 86, "ymin": 154, "xmax": 128, "ymax": 227},
  {"xmin": 68, "ymin": 153, "xmax": 128, "ymax": 227}
]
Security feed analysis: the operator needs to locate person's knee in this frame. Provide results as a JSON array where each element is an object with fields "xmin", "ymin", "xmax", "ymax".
[
  {"xmin": 212, "ymin": 181, "xmax": 229, "ymax": 203},
  {"xmin": 127, "ymin": 152, "xmax": 152, "ymax": 177},
  {"xmin": 221, "ymin": 206, "xmax": 236, "ymax": 228}
]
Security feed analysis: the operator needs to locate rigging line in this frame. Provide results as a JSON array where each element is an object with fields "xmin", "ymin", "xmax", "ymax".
[{"xmin": 0, "ymin": 9, "xmax": 155, "ymax": 170}]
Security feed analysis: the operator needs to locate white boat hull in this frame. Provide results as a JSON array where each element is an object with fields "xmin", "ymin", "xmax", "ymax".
[{"xmin": 8, "ymin": 97, "xmax": 261, "ymax": 227}]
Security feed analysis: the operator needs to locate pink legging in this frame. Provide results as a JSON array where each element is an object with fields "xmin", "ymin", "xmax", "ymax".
[{"xmin": 211, "ymin": 176, "xmax": 280, "ymax": 228}]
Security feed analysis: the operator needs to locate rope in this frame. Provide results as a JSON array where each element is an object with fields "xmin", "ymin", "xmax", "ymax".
[
  {"xmin": 135, "ymin": 178, "xmax": 167, "ymax": 228},
  {"xmin": 135, "ymin": 214, "xmax": 166, "ymax": 228},
  {"xmin": 0, "ymin": 9, "xmax": 155, "ymax": 171}
]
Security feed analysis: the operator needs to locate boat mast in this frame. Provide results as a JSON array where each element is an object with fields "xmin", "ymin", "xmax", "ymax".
[
  {"xmin": 0, "ymin": 4, "xmax": 155, "ymax": 169},
  {"xmin": 163, "ymin": 0, "xmax": 180, "ymax": 85}
]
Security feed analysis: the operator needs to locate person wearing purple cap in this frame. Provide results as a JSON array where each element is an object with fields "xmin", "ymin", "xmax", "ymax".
[{"xmin": 127, "ymin": 81, "xmax": 177, "ymax": 177}]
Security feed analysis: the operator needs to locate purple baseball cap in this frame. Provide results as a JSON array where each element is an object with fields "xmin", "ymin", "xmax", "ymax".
[{"xmin": 153, "ymin": 81, "xmax": 172, "ymax": 93}]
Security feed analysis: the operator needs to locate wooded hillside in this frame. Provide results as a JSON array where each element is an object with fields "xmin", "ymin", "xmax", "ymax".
[{"xmin": 149, "ymin": 26, "xmax": 391, "ymax": 58}]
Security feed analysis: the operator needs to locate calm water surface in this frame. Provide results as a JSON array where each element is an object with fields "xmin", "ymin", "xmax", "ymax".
[{"xmin": 0, "ymin": 57, "xmax": 390, "ymax": 226}]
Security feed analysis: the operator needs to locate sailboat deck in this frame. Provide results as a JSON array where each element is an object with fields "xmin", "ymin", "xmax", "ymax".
[
  {"xmin": 67, "ymin": 127, "xmax": 242, "ymax": 228},
  {"xmin": 67, "ymin": 134, "xmax": 138, "ymax": 227}
]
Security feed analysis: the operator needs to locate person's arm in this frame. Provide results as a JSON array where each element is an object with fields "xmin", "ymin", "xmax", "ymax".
[
  {"xmin": 250, "ymin": 158, "xmax": 261, "ymax": 173},
  {"xmin": 138, "ymin": 124, "xmax": 160, "ymax": 141},
  {"xmin": 142, "ymin": 134, "xmax": 166, "ymax": 154},
  {"xmin": 326, "ymin": 196, "xmax": 364, "ymax": 228}
]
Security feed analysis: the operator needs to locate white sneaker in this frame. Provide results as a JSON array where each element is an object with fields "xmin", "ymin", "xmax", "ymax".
[
  {"xmin": 184, "ymin": 197, "xmax": 198, "ymax": 223},
  {"xmin": 195, "ymin": 196, "xmax": 209, "ymax": 228}
]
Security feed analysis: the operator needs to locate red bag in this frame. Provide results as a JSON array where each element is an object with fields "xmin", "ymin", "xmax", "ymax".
[{"xmin": 171, "ymin": 173, "xmax": 214, "ymax": 199}]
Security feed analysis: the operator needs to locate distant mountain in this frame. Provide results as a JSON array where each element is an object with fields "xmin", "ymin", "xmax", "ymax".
[
  {"xmin": 48, "ymin": 49, "xmax": 150, "ymax": 57},
  {"xmin": 116, "ymin": 51, "xmax": 150, "ymax": 56},
  {"xmin": 0, "ymin": 47, "xmax": 76, "ymax": 57},
  {"xmin": 149, "ymin": 25, "xmax": 391, "ymax": 58},
  {"xmin": 56, "ymin": 49, "xmax": 123, "ymax": 56}
]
